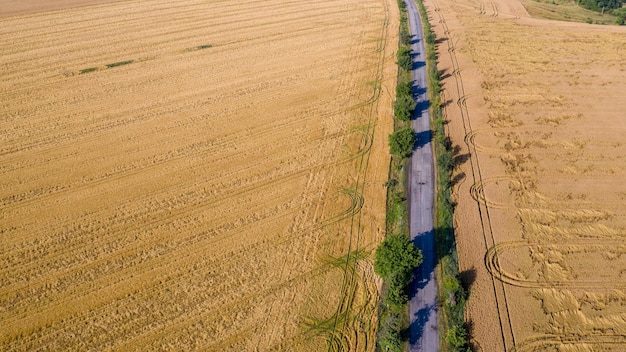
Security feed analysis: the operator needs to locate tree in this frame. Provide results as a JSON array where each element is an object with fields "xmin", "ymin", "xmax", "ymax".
[
  {"xmin": 394, "ymin": 94, "xmax": 416, "ymax": 121},
  {"xmin": 614, "ymin": 7, "xmax": 626, "ymax": 24},
  {"xmin": 445, "ymin": 324, "xmax": 469, "ymax": 351},
  {"xmin": 374, "ymin": 233, "xmax": 423, "ymax": 284},
  {"xmin": 388, "ymin": 128, "xmax": 416, "ymax": 158},
  {"xmin": 374, "ymin": 233, "xmax": 423, "ymax": 307},
  {"xmin": 394, "ymin": 80, "xmax": 416, "ymax": 121},
  {"xmin": 397, "ymin": 45, "xmax": 412, "ymax": 71}
]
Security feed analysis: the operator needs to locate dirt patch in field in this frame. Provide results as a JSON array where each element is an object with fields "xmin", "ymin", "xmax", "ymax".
[
  {"xmin": 0, "ymin": 0, "xmax": 398, "ymax": 350},
  {"xmin": 422, "ymin": 0, "xmax": 626, "ymax": 350}
]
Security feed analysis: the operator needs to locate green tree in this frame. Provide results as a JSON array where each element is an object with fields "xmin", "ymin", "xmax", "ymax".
[
  {"xmin": 397, "ymin": 45, "xmax": 412, "ymax": 71},
  {"xmin": 388, "ymin": 128, "xmax": 416, "ymax": 158},
  {"xmin": 445, "ymin": 324, "xmax": 469, "ymax": 350},
  {"xmin": 394, "ymin": 94, "xmax": 416, "ymax": 121},
  {"xmin": 394, "ymin": 74, "xmax": 416, "ymax": 121},
  {"xmin": 374, "ymin": 233, "xmax": 423, "ymax": 284},
  {"xmin": 614, "ymin": 7, "xmax": 626, "ymax": 24},
  {"xmin": 375, "ymin": 233, "xmax": 423, "ymax": 307},
  {"xmin": 387, "ymin": 273, "xmax": 410, "ymax": 306}
]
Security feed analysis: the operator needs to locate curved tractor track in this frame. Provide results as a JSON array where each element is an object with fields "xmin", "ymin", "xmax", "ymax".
[{"xmin": 428, "ymin": 0, "xmax": 516, "ymax": 349}]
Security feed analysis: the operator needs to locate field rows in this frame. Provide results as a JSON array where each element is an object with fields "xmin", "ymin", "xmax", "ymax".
[
  {"xmin": 464, "ymin": 12, "xmax": 626, "ymax": 352},
  {"xmin": 428, "ymin": 0, "xmax": 626, "ymax": 349},
  {"xmin": 0, "ymin": 0, "xmax": 396, "ymax": 350}
]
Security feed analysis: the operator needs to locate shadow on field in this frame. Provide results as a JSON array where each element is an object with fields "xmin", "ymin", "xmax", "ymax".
[
  {"xmin": 452, "ymin": 144, "xmax": 470, "ymax": 166},
  {"xmin": 459, "ymin": 267, "xmax": 477, "ymax": 296}
]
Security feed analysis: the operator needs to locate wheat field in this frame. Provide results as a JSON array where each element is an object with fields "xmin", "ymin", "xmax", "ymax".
[
  {"xmin": 0, "ymin": 0, "xmax": 398, "ymax": 350},
  {"xmin": 425, "ymin": 0, "xmax": 626, "ymax": 350}
]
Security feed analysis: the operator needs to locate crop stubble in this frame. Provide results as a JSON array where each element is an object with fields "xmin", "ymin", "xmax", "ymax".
[
  {"xmin": 0, "ymin": 0, "xmax": 399, "ymax": 350},
  {"xmin": 425, "ymin": 0, "xmax": 626, "ymax": 350}
]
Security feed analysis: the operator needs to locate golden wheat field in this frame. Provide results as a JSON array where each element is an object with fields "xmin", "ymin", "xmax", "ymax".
[
  {"xmin": 425, "ymin": 0, "xmax": 626, "ymax": 350},
  {"xmin": 0, "ymin": 0, "xmax": 399, "ymax": 350}
]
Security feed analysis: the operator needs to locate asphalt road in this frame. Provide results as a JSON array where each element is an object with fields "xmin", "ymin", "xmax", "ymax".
[{"xmin": 404, "ymin": 0, "xmax": 438, "ymax": 351}]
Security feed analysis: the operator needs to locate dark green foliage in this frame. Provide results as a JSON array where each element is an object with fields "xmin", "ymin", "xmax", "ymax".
[
  {"xmin": 425, "ymin": 30, "xmax": 436, "ymax": 45},
  {"xmin": 374, "ymin": 233, "xmax": 423, "ymax": 282},
  {"xmin": 394, "ymin": 94, "xmax": 417, "ymax": 121},
  {"xmin": 387, "ymin": 274, "xmax": 410, "ymax": 306},
  {"xmin": 437, "ymin": 149, "xmax": 454, "ymax": 170},
  {"xmin": 379, "ymin": 331, "xmax": 402, "ymax": 352},
  {"xmin": 394, "ymin": 78, "xmax": 416, "ymax": 121},
  {"xmin": 374, "ymin": 233, "xmax": 423, "ymax": 307},
  {"xmin": 79, "ymin": 67, "xmax": 98, "ymax": 74},
  {"xmin": 614, "ymin": 7, "xmax": 626, "ymax": 16},
  {"xmin": 397, "ymin": 45, "xmax": 412, "ymax": 71},
  {"xmin": 578, "ymin": 0, "xmax": 624, "ymax": 12},
  {"xmin": 388, "ymin": 127, "xmax": 416, "ymax": 158},
  {"xmin": 400, "ymin": 26, "xmax": 412, "ymax": 46},
  {"xmin": 105, "ymin": 60, "xmax": 134, "ymax": 68},
  {"xmin": 614, "ymin": 7, "xmax": 626, "ymax": 24},
  {"xmin": 445, "ymin": 325, "xmax": 470, "ymax": 350},
  {"xmin": 197, "ymin": 44, "xmax": 212, "ymax": 50},
  {"xmin": 377, "ymin": 311, "xmax": 403, "ymax": 352},
  {"xmin": 396, "ymin": 79, "xmax": 412, "ymax": 97},
  {"xmin": 385, "ymin": 179, "xmax": 399, "ymax": 188}
]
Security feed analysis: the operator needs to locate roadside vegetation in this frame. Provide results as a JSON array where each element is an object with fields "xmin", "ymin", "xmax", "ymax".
[
  {"xmin": 376, "ymin": 0, "xmax": 472, "ymax": 350},
  {"xmin": 521, "ymin": 0, "xmax": 624, "ymax": 24},
  {"xmin": 577, "ymin": 0, "xmax": 624, "ymax": 13},
  {"xmin": 375, "ymin": 1, "xmax": 421, "ymax": 351},
  {"xmin": 412, "ymin": 0, "xmax": 472, "ymax": 350}
]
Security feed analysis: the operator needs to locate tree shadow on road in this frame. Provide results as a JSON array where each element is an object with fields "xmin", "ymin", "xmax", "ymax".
[
  {"xmin": 406, "ymin": 229, "xmax": 438, "ymax": 347},
  {"xmin": 406, "ymin": 303, "xmax": 438, "ymax": 345},
  {"xmin": 413, "ymin": 129, "xmax": 433, "ymax": 150}
]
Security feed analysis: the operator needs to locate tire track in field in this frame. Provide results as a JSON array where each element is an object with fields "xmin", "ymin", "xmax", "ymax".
[
  {"xmin": 485, "ymin": 240, "xmax": 626, "ymax": 289},
  {"xmin": 0, "ymin": 27, "xmax": 357, "ymax": 157},
  {"xmin": 258, "ymin": 8, "xmax": 377, "ymax": 349},
  {"xmin": 324, "ymin": 2, "xmax": 390, "ymax": 350},
  {"xmin": 4, "ymin": 22, "xmax": 352, "ymax": 154},
  {"xmin": 0, "ymin": 118, "xmax": 373, "ymax": 287},
  {"xmin": 0, "ymin": 180, "xmax": 300, "ymax": 324},
  {"xmin": 470, "ymin": 176, "xmax": 626, "ymax": 210},
  {"xmin": 0, "ymin": 149, "xmax": 334, "ymax": 296},
  {"xmin": 509, "ymin": 334, "xmax": 626, "ymax": 352},
  {"xmin": 429, "ymin": 0, "xmax": 515, "ymax": 348},
  {"xmin": 0, "ymin": 0, "xmax": 390, "ymax": 343},
  {"xmin": 1, "ymin": 1, "xmax": 353, "ymax": 80}
]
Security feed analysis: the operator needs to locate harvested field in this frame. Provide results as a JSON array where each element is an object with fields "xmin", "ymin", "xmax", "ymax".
[
  {"xmin": 421, "ymin": 0, "xmax": 626, "ymax": 350},
  {"xmin": 0, "ymin": 0, "xmax": 399, "ymax": 350}
]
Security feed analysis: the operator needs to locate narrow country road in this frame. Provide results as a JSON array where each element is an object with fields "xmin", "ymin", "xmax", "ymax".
[{"xmin": 404, "ymin": 0, "xmax": 438, "ymax": 351}]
